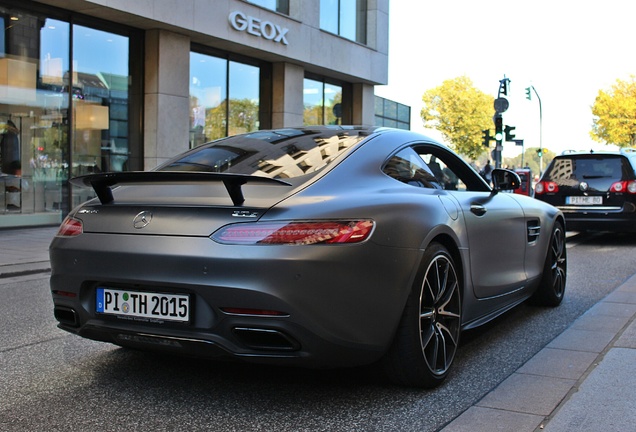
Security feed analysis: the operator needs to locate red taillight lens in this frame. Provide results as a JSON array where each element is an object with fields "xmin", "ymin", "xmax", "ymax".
[
  {"xmin": 535, "ymin": 181, "xmax": 558, "ymax": 195},
  {"xmin": 610, "ymin": 181, "xmax": 626, "ymax": 192},
  {"xmin": 611, "ymin": 180, "xmax": 636, "ymax": 194},
  {"xmin": 56, "ymin": 217, "xmax": 83, "ymax": 237},
  {"xmin": 52, "ymin": 290, "xmax": 77, "ymax": 298},
  {"xmin": 212, "ymin": 220, "xmax": 374, "ymax": 245}
]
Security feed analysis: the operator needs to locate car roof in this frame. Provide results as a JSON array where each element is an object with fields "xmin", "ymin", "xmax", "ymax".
[{"xmin": 557, "ymin": 148, "xmax": 636, "ymax": 157}]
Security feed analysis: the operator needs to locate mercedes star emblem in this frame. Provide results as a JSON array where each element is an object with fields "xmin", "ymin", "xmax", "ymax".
[{"xmin": 133, "ymin": 211, "xmax": 153, "ymax": 229}]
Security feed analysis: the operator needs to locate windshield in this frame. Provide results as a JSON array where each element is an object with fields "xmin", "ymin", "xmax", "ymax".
[
  {"xmin": 157, "ymin": 127, "xmax": 370, "ymax": 179},
  {"xmin": 544, "ymin": 155, "xmax": 626, "ymax": 189}
]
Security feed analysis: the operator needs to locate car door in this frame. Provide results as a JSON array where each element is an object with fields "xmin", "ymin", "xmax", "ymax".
[{"xmin": 416, "ymin": 146, "xmax": 528, "ymax": 299}]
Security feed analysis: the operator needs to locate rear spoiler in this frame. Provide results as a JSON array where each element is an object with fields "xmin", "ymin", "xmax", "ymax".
[{"xmin": 70, "ymin": 171, "xmax": 291, "ymax": 206}]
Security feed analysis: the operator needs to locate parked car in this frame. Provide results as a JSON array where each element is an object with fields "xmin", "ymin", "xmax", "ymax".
[
  {"xmin": 513, "ymin": 168, "xmax": 533, "ymax": 196},
  {"xmin": 534, "ymin": 148, "xmax": 636, "ymax": 232},
  {"xmin": 49, "ymin": 126, "xmax": 566, "ymax": 388}
]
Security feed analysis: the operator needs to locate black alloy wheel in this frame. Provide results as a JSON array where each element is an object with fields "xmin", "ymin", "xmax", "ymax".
[
  {"xmin": 531, "ymin": 220, "xmax": 567, "ymax": 306},
  {"xmin": 383, "ymin": 243, "xmax": 462, "ymax": 388}
]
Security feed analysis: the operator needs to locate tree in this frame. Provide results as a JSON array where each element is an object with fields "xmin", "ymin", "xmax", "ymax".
[
  {"xmin": 591, "ymin": 76, "xmax": 636, "ymax": 148},
  {"xmin": 421, "ymin": 76, "xmax": 494, "ymax": 160},
  {"xmin": 503, "ymin": 147, "xmax": 556, "ymax": 176}
]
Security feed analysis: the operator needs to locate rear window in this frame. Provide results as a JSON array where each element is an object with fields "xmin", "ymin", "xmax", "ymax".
[
  {"xmin": 544, "ymin": 155, "xmax": 627, "ymax": 182},
  {"xmin": 156, "ymin": 128, "xmax": 369, "ymax": 179}
]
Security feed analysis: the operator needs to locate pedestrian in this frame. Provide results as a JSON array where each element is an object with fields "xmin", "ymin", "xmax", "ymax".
[{"xmin": 480, "ymin": 160, "xmax": 493, "ymax": 185}]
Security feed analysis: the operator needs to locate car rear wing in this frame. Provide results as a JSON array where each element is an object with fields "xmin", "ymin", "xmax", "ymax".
[{"xmin": 70, "ymin": 171, "xmax": 291, "ymax": 206}]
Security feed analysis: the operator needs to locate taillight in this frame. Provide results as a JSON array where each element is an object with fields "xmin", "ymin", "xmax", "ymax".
[
  {"xmin": 610, "ymin": 181, "xmax": 626, "ymax": 192},
  {"xmin": 611, "ymin": 180, "xmax": 636, "ymax": 194},
  {"xmin": 212, "ymin": 220, "xmax": 374, "ymax": 245},
  {"xmin": 56, "ymin": 217, "xmax": 83, "ymax": 237},
  {"xmin": 535, "ymin": 181, "xmax": 558, "ymax": 195}
]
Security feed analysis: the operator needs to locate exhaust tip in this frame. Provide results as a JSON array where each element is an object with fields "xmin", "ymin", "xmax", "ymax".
[
  {"xmin": 54, "ymin": 306, "xmax": 79, "ymax": 327},
  {"xmin": 232, "ymin": 327, "xmax": 300, "ymax": 351}
]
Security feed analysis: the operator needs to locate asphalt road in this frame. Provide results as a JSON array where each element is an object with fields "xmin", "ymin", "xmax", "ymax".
[{"xmin": 1, "ymin": 232, "xmax": 635, "ymax": 432}]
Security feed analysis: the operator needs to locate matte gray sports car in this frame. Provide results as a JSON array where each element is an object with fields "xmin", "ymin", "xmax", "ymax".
[{"xmin": 50, "ymin": 126, "xmax": 566, "ymax": 388}]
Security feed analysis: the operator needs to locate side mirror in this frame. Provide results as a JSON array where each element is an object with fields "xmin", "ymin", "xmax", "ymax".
[{"xmin": 492, "ymin": 168, "xmax": 520, "ymax": 191}]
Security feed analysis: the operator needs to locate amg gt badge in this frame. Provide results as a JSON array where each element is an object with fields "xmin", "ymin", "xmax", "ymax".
[
  {"xmin": 232, "ymin": 210, "xmax": 259, "ymax": 218},
  {"xmin": 133, "ymin": 211, "xmax": 153, "ymax": 229}
]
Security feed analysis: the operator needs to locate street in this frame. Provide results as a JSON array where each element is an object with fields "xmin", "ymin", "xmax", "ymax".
[{"xmin": 1, "ymin": 232, "xmax": 635, "ymax": 432}]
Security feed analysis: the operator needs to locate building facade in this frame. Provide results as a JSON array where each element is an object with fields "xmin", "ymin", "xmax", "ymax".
[{"xmin": 0, "ymin": 0, "xmax": 389, "ymax": 228}]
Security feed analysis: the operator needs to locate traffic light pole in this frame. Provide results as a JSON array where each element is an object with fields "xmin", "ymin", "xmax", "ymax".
[
  {"xmin": 493, "ymin": 78, "xmax": 510, "ymax": 169},
  {"xmin": 526, "ymin": 85, "xmax": 543, "ymax": 173},
  {"xmin": 494, "ymin": 113, "xmax": 503, "ymax": 168}
]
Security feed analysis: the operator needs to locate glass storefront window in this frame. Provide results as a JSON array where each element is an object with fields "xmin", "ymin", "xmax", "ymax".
[
  {"xmin": 303, "ymin": 78, "xmax": 322, "ymax": 126},
  {"xmin": 229, "ymin": 61, "xmax": 260, "ymax": 136},
  {"xmin": 0, "ymin": 3, "xmax": 136, "ymax": 228},
  {"xmin": 189, "ymin": 52, "xmax": 260, "ymax": 147},
  {"xmin": 320, "ymin": 0, "xmax": 367, "ymax": 44},
  {"xmin": 0, "ymin": 11, "xmax": 70, "ymax": 225},
  {"xmin": 190, "ymin": 53, "xmax": 227, "ymax": 146},
  {"xmin": 71, "ymin": 25, "xmax": 130, "ymax": 208},
  {"xmin": 247, "ymin": 0, "xmax": 289, "ymax": 14},
  {"xmin": 303, "ymin": 78, "xmax": 342, "ymax": 125},
  {"xmin": 374, "ymin": 96, "xmax": 410, "ymax": 130}
]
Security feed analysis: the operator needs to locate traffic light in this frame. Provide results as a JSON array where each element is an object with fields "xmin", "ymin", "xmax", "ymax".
[
  {"xmin": 536, "ymin": 148, "xmax": 543, "ymax": 157},
  {"xmin": 498, "ymin": 78, "xmax": 509, "ymax": 96},
  {"xmin": 482, "ymin": 129, "xmax": 492, "ymax": 147},
  {"xmin": 525, "ymin": 87, "xmax": 532, "ymax": 100},
  {"xmin": 494, "ymin": 115, "xmax": 503, "ymax": 141},
  {"xmin": 504, "ymin": 125, "xmax": 516, "ymax": 141}
]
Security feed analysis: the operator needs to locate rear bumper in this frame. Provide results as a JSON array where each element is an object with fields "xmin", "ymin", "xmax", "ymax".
[
  {"xmin": 543, "ymin": 199, "xmax": 636, "ymax": 232},
  {"xmin": 559, "ymin": 211, "xmax": 636, "ymax": 232},
  {"xmin": 50, "ymin": 233, "xmax": 421, "ymax": 368}
]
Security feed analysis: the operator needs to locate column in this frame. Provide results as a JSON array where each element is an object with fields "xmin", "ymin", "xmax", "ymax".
[{"xmin": 144, "ymin": 29, "xmax": 190, "ymax": 169}]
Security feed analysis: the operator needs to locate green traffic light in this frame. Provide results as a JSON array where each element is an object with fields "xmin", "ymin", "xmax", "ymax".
[
  {"xmin": 525, "ymin": 87, "xmax": 532, "ymax": 100},
  {"xmin": 495, "ymin": 133, "xmax": 503, "ymax": 141}
]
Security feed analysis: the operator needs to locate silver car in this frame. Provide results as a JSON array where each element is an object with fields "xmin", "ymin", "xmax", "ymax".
[{"xmin": 50, "ymin": 126, "xmax": 567, "ymax": 388}]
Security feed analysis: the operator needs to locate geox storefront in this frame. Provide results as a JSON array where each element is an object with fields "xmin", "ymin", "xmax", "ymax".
[{"xmin": 0, "ymin": 0, "xmax": 389, "ymax": 228}]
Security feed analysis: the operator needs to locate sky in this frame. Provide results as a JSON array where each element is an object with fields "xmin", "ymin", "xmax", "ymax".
[{"xmin": 375, "ymin": 0, "xmax": 636, "ymax": 158}]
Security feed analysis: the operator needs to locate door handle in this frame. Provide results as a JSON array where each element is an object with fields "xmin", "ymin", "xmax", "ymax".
[{"xmin": 470, "ymin": 204, "xmax": 487, "ymax": 216}]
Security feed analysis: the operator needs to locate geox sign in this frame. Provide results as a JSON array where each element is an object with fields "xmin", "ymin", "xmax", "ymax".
[{"xmin": 229, "ymin": 11, "xmax": 289, "ymax": 45}]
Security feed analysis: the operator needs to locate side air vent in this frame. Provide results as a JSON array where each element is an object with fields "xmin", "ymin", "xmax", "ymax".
[{"xmin": 527, "ymin": 220, "xmax": 541, "ymax": 244}]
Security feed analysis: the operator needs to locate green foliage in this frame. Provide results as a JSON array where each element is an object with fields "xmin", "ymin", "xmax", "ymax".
[
  {"xmin": 503, "ymin": 147, "xmax": 556, "ymax": 176},
  {"xmin": 202, "ymin": 98, "xmax": 260, "ymax": 141},
  {"xmin": 421, "ymin": 76, "xmax": 494, "ymax": 160},
  {"xmin": 591, "ymin": 76, "xmax": 636, "ymax": 148}
]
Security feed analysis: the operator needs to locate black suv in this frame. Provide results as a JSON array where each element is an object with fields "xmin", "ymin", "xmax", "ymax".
[{"xmin": 534, "ymin": 149, "xmax": 636, "ymax": 232}]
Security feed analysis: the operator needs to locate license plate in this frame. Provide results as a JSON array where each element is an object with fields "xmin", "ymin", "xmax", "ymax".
[
  {"xmin": 96, "ymin": 288, "xmax": 190, "ymax": 323},
  {"xmin": 566, "ymin": 196, "xmax": 602, "ymax": 205}
]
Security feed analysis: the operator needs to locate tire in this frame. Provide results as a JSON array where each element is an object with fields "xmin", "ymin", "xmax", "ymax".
[
  {"xmin": 382, "ymin": 243, "xmax": 462, "ymax": 388},
  {"xmin": 531, "ymin": 220, "xmax": 567, "ymax": 306}
]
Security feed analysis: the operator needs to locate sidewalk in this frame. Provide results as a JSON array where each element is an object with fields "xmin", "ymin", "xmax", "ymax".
[
  {"xmin": 0, "ymin": 226, "xmax": 57, "ymax": 278},
  {"xmin": 442, "ymin": 273, "xmax": 636, "ymax": 432},
  {"xmin": 1, "ymin": 226, "xmax": 635, "ymax": 431}
]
